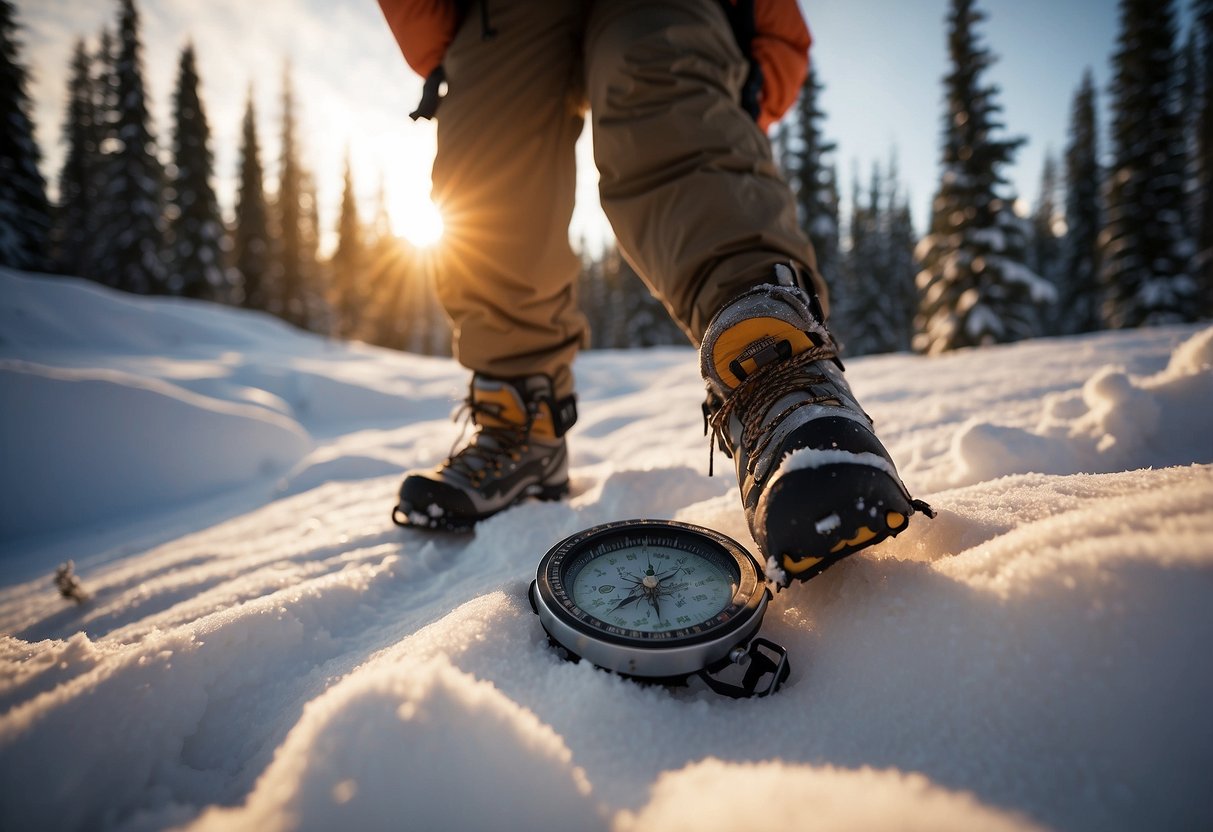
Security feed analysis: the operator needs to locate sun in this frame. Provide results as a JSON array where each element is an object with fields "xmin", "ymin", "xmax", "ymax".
[{"xmin": 391, "ymin": 193, "xmax": 445, "ymax": 248}]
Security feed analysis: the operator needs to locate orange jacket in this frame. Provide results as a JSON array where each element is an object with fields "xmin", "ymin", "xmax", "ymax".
[
  {"xmin": 378, "ymin": 0, "xmax": 460, "ymax": 82},
  {"xmin": 748, "ymin": 0, "xmax": 812, "ymax": 130},
  {"xmin": 377, "ymin": 0, "xmax": 810, "ymax": 130}
]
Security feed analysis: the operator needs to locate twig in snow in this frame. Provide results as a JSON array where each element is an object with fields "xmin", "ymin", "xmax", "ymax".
[{"xmin": 54, "ymin": 561, "xmax": 90, "ymax": 605}]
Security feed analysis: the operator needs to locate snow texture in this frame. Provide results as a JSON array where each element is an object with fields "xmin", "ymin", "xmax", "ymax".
[{"xmin": 1, "ymin": 268, "xmax": 1211, "ymax": 832}]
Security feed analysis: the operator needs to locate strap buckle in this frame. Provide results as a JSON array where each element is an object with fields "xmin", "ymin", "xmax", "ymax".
[
  {"xmin": 546, "ymin": 393, "xmax": 578, "ymax": 438},
  {"xmin": 409, "ymin": 66, "xmax": 446, "ymax": 121}
]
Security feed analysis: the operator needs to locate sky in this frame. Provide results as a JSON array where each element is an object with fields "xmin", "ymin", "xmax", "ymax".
[{"xmin": 19, "ymin": 0, "xmax": 1130, "ymax": 254}]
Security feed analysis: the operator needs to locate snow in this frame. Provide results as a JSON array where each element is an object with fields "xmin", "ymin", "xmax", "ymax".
[
  {"xmin": 1, "ymin": 268, "xmax": 1212, "ymax": 831},
  {"xmin": 0, "ymin": 361, "xmax": 311, "ymax": 538},
  {"xmin": 782, "ymin": 447, "xmax": 899, "ymax": 479},
  {"xmin": 814, "ymin": 513, "xmax": 841, "ymax": 534},
  {"xmin": 969, "ymin": 226, "xmax": 1009, "ymax": 253},
  {"xmin": 988, "ymin": 255, "xmax": 1058, "ymax": 304},
  {"xmin": 951, "ymin": 326, "xmax": 1213, "ymax": 484}
]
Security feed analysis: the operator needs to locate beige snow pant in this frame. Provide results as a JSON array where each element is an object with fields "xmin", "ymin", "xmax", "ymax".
[{"xmin": 431, "ymin": 0, "xmax": 820, "ymax": 398}]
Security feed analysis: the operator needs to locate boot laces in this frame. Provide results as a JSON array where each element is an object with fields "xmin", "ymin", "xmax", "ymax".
[
  {"xmin": 445, "ymin": 398, "xmax": 533, "ymax": 481},
  {"xmin": 707, "ymin": 342, "xmax": 841, "ymax": 477}
]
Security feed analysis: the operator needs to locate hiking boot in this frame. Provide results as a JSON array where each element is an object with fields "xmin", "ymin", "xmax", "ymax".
[
  {"xmin": 393, "ymin": 373, "xmax": 578, "ymax": 531},
  {"xmin": 701, "ymin": 264, "xmax": 933, "ymax": 586}
]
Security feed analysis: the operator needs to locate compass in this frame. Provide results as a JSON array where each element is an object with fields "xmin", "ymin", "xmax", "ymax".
[{"xmin": 529, "ymin": 519, "xmax": 789, "ymax": 698}]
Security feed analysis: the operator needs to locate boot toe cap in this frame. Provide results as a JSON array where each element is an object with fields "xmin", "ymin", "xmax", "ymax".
[
  {"xmin": 396, "ymin": 472, "xmax": 478, "ymax": 530},
  {"xmin": 756, "ymin": 460, "xmax": 915, "ymax": 583}
]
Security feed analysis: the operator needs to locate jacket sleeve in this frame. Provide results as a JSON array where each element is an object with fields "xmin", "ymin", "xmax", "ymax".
[
  {"xmin": 752, "ymin": 0, "xmax": 812, "ymax": 131},
  {"xmin": 377, "ymin": 0, "xmax": 459, "ymax": 78}
]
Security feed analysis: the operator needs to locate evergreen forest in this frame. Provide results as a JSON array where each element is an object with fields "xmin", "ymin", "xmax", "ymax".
[{"xmin": 1, "ymin": 0, "xmax": 1210, "ymax": 357}]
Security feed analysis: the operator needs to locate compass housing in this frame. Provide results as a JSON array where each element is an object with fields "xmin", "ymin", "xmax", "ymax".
[{"xmin": 530, "ymin": 519, "xmax": 770, "ymax": 679}]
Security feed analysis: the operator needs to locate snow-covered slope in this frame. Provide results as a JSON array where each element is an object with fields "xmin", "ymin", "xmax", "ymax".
[{"xmin": 1, "ymin": 268, "xmax": 1211, "ymax": 832}]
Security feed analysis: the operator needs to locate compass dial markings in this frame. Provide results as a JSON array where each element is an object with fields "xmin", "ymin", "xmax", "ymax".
[{"xmin": 569, "ymin": 539, "xmax": 736, "ymax": 635}]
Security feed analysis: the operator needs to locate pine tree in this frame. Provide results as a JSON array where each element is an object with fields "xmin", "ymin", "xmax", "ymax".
[
  {"xmin": 330, "ymin": 149, "xmax": 365, "ymax": 338},
  {"xmin": 1029, "ymin": 152, "xmax": 1063, "ymax": 332},
  {"xmin": 52, "ymin": 39, "xmax": 101, "ymax": 278},
  {"xmin": 362, "ymin": 178, "xmax": 412, "ymax": 349},
  {"xmin": 839, "ymin": 159, "xmax": 917, "ymax": 355},
  {"xmin": 94, "ymin": 0, "xmax": 166, "ymax": 294},
  {"xmin": 913, "ymin": 0, "xmax": 1051, "ymax": 354},
  {"xmin": 405, "ymin": 258, "xmax": 437, "ymax": 354},
  {"xmin": 787, "ymin": 66, "xmax": 842, "ymax": 301},
  {"xmin": 274, "ymin": 65, "xmax": 308, "ymax": 327},
  {"xmin": 93, "ymin": 28, "xmax": 117, "ymax": 142},
  {"xmin": 428, "ymin": 271, "xmax": 454, "ymax": 355},
  {"xmin": 1195, "ymin": 0, "xmax": 1213, "ymax": 314},
  {"xmin": 886, "ymin": 188, "xmax": 920, "ymax": 350},
  {"xmin": 619, "ymin": 257, "xmax": 682, "ymax": 347},
  {"xmin": 574, "ymin": 244, "xmax": 681, "ymax": 348},
  {"xmin": 298, "ymin": 167, "xmax": 329, "ymax": 333},
  {"xmin": 370, "ymin": 175, "xmax": 392, "ymax": 247},
  {"xmin": 1101, "ymin": 0, "xmax": 1197, "ymax": 327},
  {"xmin": 87, "ymin": 27, "xmax": 118, "ymax": 274},
  {"xmin": 839, "ymin": 168, "xmax": 879, "ymax": 354},
  {"xmin": 233, "ymin": 87, "xmax": 271, "ymax": 311},
  {"xmin": 364, "ymin": 177, "xmax": 398, "ymax": 341},
  {"xmin": 0, "ymin": 0, "xmax": 51, "ymax": 271},
  {"xmin": 596, "ymin": 246, "xmax": 626, "ymax": 348},
  {"xmin": 875, "ymin": 154, "xmax": 919, "ymax": 353},
  {"xmin": 168, "ymin": 43, "xmax": 230, "ymax": 300},
  {"xmin": 402, "ymin": 247, "xmax": 450, "ymax": 356},
  {"xmin": 1181, "ymin": 24, "xmax": 1202, "ymax": 250},
  {"xmin": 1058, "ymin": 71, "xmax": 1104, "ymax": 334},
  {"xmin": 1029, "ymin": 153, "xmax": 1061, "ymax": 276},
  {"xmin": 576, "ymin": 239, "xmax": 609, "ymax": 348}
]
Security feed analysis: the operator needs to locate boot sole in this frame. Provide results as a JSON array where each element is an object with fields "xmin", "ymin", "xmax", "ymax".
[
  {"xmin": 392, "ymin": 481, "xmax": 570, "ymax": 532},
  {"xmin": 756, "ymin": 462, "xmax": 916, "ymax": 583}
]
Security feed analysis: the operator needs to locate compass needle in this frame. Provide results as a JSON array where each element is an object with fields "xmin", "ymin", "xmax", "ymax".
[{"xmin": 608, "ymin": 591, "xmax": 644, "ymax": 613}]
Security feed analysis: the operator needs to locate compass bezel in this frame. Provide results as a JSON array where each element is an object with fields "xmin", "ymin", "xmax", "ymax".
[{"xmin": 531, "ymin": 519, "xmax": 770, "ymax": 678}]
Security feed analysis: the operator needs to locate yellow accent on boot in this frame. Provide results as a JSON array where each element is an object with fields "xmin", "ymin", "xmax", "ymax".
[
  {"xmin": 829, "ymin": 525, "xmax": 879, "ymax": 554},
  {"xmin": 472, "ymin": 385, "xmax": 558, "ymax": 440},
  {"xmin": 713, "ymin": 317, "xmax": 814, "ymax": 388},
  {"xmin": 781, "ymin": 554, "xmax": 824, "ymax": 576},
  {"xmin": 472, "ymin": 385, "xmax": 527, "ymax": 428}
]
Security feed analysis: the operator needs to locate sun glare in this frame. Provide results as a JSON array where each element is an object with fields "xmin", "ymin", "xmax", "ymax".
[{"xmin": 392, "ymin": 194, "xmax": 446, "ymax": 249}]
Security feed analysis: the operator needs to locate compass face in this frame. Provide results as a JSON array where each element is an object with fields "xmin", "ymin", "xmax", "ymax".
[
  {"xmin": 568, "ymin": 542, "xmax": 736, "ymax": 634},
  {"xmin": 534, "ymin": 520, "xmax": 766, "ymax": 660}
]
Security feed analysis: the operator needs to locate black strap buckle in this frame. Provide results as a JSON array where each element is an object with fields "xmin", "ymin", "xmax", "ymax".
[
  {"xmin": 409, "ymin": 66, "xmax": 446, "ymax": 121},
  {"xmin": 696, "ymin": 637, "xmax": 790, "ymax": 699},
  {"xmin": 547, "ymin": 393, "xmax": 578, "ymax": 438}
]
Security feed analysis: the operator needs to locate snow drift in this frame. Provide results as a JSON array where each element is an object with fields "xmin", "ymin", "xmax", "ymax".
[
  {"xmin": 1, "ymin": 269, "xmax": 1211, "ymax": 832},
  {"xmin": 0, "ymin": 361, "xmax": 311, "ymax": 537},
  {"xmin": 953, "ymin": 326, "xmax": 1213, "ymax": 483}
]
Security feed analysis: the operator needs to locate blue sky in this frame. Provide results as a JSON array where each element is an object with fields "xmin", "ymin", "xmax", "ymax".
[
  {"xmin": 20, "ymin": 0, "xmax": 1133, "ymax": 251},
  {"xmin": 810, "ymin": 0, "xmax": 1121, "ymax": 224}
]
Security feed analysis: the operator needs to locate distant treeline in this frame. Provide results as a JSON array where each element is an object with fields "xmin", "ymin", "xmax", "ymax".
[
  {"xmin": 1, "ymin": 0, "xmax": 1210, "ymax": 357},
  {"xmin": 766, "ymin": 0, "xmax": 1213, "ymax": 356}
]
